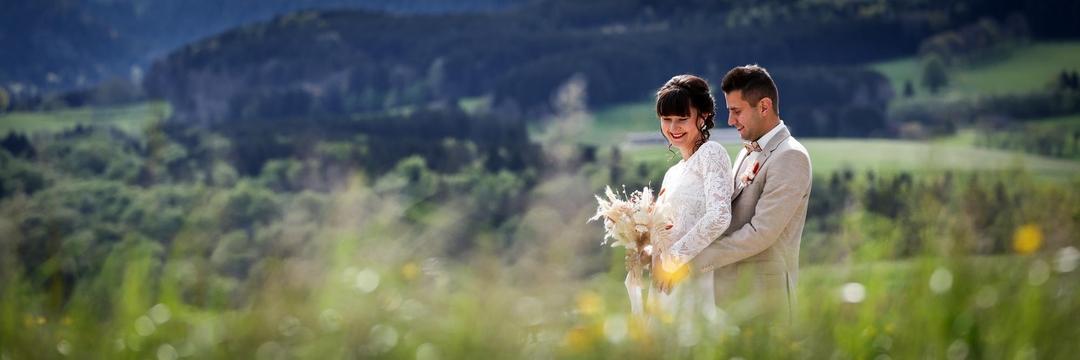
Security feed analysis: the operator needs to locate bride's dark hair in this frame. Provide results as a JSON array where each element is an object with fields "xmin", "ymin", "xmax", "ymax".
[{"xmin": 655, "ymin": 74, "xmax": 716, "ymax": 157}]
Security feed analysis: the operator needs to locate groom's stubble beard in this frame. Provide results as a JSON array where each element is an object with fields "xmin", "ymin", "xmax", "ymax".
[
  {"xmin": 740, "ymin": 112, "xmax": 764, "ymax": 142},
  {"xmin": 746, "ymin": 110, "xmax": 780, "ymax": 142}
]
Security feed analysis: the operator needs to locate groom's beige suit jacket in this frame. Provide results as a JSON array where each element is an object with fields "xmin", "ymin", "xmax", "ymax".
[{"xmin": 690, "ymin": 125, "xmax": 811, "ymax": 317}]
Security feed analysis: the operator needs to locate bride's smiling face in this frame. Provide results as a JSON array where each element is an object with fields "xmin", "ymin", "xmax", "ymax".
[{"xmin": 660, "ymin": 106, "xmax": 704, "ymax": 152}]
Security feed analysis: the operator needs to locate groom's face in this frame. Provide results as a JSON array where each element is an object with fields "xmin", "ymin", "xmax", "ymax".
[{"xmin": 724, "ymin": 90, "xmax": 766, "ymax": 141}]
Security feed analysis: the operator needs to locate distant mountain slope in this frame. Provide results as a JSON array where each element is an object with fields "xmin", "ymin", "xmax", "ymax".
[
  {"xmin": 0, "ymin": 0, "xmax": 528, "ymax": 93},
  {"xmin": 143, "ymin": 6, "xmax": 908, "ymax": 125},
  {"xmin": 0, "ymin": 0, "xmax": 132, "ymax": 91},
  {"xmin": 5, "ymin": 0, "xmax": 1078, "ymax": 110}
]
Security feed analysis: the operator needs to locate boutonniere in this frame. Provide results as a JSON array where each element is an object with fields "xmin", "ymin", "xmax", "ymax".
[{"xmin": 738, "ymin": 161, "xmax": 761, "ymax": 189}]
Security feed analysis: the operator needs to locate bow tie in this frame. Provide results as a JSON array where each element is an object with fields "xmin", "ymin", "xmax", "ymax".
[{"xmin": 743, "ymin": 141, "xmax": 762, "ymax": 153}]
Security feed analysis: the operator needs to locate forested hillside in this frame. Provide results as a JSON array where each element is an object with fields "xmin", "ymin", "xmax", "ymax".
[{"xmin": 0, "ymin": 0, "xmax": 526, "ymax": 94}]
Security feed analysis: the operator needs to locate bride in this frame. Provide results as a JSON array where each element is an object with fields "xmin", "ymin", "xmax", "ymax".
[{"xmin": 627, "ymin": 74, "xmax": 733, "ymax": 319}]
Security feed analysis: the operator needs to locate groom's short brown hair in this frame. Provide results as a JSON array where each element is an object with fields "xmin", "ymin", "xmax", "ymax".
[{"xmin": 721, "ymin": 65, "xmax": 779, "ymax": 115}]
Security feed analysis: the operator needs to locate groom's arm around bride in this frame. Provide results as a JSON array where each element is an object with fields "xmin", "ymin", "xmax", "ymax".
[{"xmin": 689, "ymin": 65, "xmax": 812, "ymax": 320}]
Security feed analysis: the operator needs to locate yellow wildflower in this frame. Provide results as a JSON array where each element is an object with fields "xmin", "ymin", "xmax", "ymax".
[
  {"xmin": 576, "ymin": 292, "xmax": 604, "ymax": 316},
  {"xmin": 401, "ymin": 262, "xmax": 420, "ymax": 281},
  {"xmin": 1013, "ymin": 224, "xmax": 1043, "ymax": 255}
]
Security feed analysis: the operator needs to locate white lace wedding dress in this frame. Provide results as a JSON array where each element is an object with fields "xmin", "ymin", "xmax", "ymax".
[{"xmin": 626, "ymin": 141, "xmax": 733, "ymax": 317}]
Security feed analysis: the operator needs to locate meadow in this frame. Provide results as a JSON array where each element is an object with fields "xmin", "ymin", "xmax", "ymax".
[
  {"xmin": 623, "ymin": 138, "xmax": 1080, "ymax": 180},
  {"xmin": 2, "ymin": 175, "xmax": 1076, "ymax": 358},
  {"xmin": 0, "ymin": 102, "xmax": 170, "ymax": 138},
  {"xmin": 2, "ymin": 38, "xmax": 1079, "ymax": 360},
  {"xmin": 870, "ymin": 42, "xmax": 1080, "ymax": 101}
]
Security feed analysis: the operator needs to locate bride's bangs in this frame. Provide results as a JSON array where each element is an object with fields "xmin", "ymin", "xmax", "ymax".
[{"xmin": 656, "ymin": 88, "xmax": 691, "ymax": 118}]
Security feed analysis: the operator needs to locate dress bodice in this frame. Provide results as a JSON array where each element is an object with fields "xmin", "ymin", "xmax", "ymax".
[{"xmin": 656, "ymin": 141, "xmax": 734, "ymax": 269}]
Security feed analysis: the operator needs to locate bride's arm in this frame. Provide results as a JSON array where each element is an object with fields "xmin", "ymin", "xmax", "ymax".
[{"xmin": 661, "ymin": 143, "xmax": 733, "ymax": 272}]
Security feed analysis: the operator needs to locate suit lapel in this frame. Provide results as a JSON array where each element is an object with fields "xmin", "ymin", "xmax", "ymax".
[{"xmin": 732, "ymin": 126, "xmax": 791, "ymax": 200}]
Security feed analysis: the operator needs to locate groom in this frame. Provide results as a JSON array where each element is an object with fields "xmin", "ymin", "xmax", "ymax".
[{"xmin": 664, "ymin": 65, "xmax": 812, "ymax": 321}]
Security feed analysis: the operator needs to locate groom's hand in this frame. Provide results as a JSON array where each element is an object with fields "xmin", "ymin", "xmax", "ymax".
[{"xmin": 655, "ymin": 263, "xmax": 690, "ymax": 295}]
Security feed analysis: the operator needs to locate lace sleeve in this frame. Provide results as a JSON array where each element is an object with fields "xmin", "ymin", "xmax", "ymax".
[{"xmin": 663, "ymin": 142, "xmax": 733, "ymax": 271}]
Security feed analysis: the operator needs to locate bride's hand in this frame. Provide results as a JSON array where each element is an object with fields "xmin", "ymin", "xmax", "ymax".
[{"xmin": 655, "ymin": 262, "xmax": 690, "ymax": 295}]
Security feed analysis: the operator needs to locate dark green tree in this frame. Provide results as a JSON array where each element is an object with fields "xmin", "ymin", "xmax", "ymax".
[{"xmin": 921, "ymin": 56, "xmax": 949, "ymax": 94}]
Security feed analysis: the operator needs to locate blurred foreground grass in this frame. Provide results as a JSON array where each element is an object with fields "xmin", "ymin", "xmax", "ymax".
[
  {"xmin": 3, "ymin": 246, "xmax": 1077, "ymax": 358},
  {"xmin": 2, "ymin": 176, "xmax": 1077, "ymax": 359}
]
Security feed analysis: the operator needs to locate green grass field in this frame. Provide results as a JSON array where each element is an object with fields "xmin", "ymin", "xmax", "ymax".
[
  {"xmin": 558, "ymin": 101, "xmax": 1080, "ymax": 179},
  {"xmin": 800, "ymin": 138, "xmax": 1080, "ymax": 177},
  {"xmin": 0, "ymin": 101, "xmax": 171, "ymax": 137},
  {"xmin": 624, "ymin": 138, "xmax": 1080, "ymax": 179},
  {"xmin": 580, "ymin": 102, "xmax": 658, "ymax": 145},
  {"xmin": 1024, "ymin": 113, "xmax": 1080, "ymax": 130},
  {"xmin": 936, "ymin": 114, "xmax": 1080, "ymax": 146},
  {"xmin": 870, "ymin": 42, "xmax": 1080, "ymax": 101}
]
